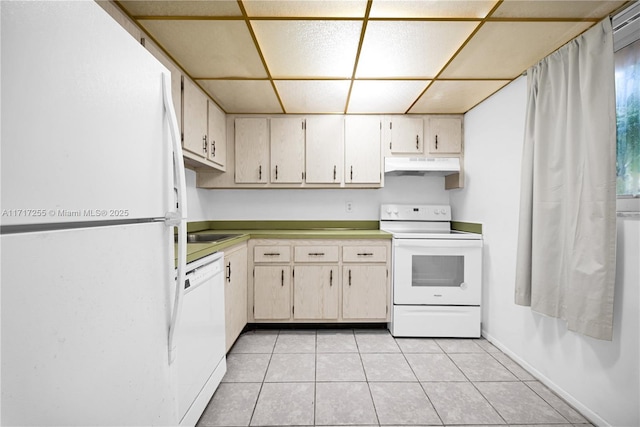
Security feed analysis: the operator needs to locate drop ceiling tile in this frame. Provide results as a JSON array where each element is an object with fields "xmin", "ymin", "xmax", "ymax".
[
  {"xmin": 275, "ymin": 80, "xmax": 351, "ymax": 113},
  {"xmin": 409, "ymin": 80, "xmax": 511, "ymax": 113},
  {"xmin": 440, "ymin": 21, "xmax": 593, "ymax": 79},
  {"xmin": 356, "ymin": 21, "xmax": 479, "ymax": 78},
  {"xmin": 491, "ymin": 0, "xmax": 626, "ymax": 19},
  {"xmin": 243, "ymin": 0, "xmax": 367, "ymax": 17},
  {"xmin": 119, "ymin": 1, "xmax": 242, "ymax": 16},
  {"xmin": 197, "ymin": 80, "xmax": 283, "ymax": 113},
  {"xmin": 251, "ymin": 20, "xmax": 362, "ymax": 78},
  {"xmin": 139, "ymin": 20, "xmax": 266, "ymax": 78},
  {"xmin": 348, "ymin": 80, "xmax": 430, "ymax": 113},
  {"xmin": 369, "ymin": 0, "xmax": 498, "ymax": 18}
]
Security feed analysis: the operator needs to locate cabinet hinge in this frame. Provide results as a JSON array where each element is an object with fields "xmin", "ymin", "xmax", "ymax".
[
  {"xmin": 181, "ymin": 79, "xmax": 184, "ymax": 91},
  {"xmin": 140, "ymin": 37, "xmax": 146, "ymax": 47},
  {"xmin": 389, "ymin": 122, "xmax": 392, "ymax": 129}
]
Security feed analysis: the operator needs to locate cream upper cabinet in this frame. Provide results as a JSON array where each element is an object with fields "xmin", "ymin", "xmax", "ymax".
[
  {"xmin": 235, "ymin": 118, "xmax": 269, "ymax": 183},
  {"xmin": 224, "ymin": 243, "xmax": 247, "ymax": 352},
  {"xmin": 305, "ymin": 116, "xmax": 344, "ymax": 184},
  {"xmin": 389, "ymin": 117, "xmax": 423, "ymax": 154},
  {"xmin": 182, "ymin": 78, "xmax": 208, "ymax": 158},
  {"xmin": 344, "ymin": 116, "xmax": 382, "ymax": 185},
  {"xmin": 207, "ymin": 100, "xmax": 226, "ymax": 168},
  {"xmin": 427, "ymin": 117, "xmax": 462, "ymax": 154},
  {"xmin": 270, "ymin": 117, "xmax": 304, "ymax": 183}
]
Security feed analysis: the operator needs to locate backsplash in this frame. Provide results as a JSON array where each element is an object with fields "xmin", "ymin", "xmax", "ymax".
[{"xmin": 186, "ymin": 169, "xmax": 450, "ymax": 221}]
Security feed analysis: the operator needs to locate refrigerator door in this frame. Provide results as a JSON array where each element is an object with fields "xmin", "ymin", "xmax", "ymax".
[
  {"xmin": 1, "ymin": 222, "xmax": 178, "ymax": 426},
  {"xmin": 1, "ymin": 1, "xmax": 172, "ymax": 226}
]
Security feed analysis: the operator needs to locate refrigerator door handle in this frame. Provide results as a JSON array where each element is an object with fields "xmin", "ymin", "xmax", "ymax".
[{"xmin": 162, "ymin": 72, "xmax": 187, "ymax": 364}]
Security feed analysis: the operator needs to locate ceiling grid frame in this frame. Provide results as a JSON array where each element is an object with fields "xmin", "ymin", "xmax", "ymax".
[{"xmin": 115, "ymin": 0, "xmax": 634, "ymax": 115}]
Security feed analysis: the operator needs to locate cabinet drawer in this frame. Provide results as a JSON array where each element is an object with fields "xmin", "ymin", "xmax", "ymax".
[
  {"xmin": 254, "ymin": 246, "xmax": 291, "ymax": 263},
  {"xmin": 294, "ymin": 246, "xmax": 339, "ymax": 263},
  {"xmin": 343, "ymin": 246, "xmax": 387, "ymax": 263}
]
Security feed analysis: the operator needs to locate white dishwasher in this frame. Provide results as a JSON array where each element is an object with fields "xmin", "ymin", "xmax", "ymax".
[{"xmin": 175, "ymin": 252, "xmax": 226, "ymax": 426}]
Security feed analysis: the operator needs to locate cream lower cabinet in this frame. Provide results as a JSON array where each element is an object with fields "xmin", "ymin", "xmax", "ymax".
[
  {"xmin": 252, "ymin": 244, "xmax": 291, "ymax": 320},
  {"xmin": 224, "ymin": 243, "xmax": 248, "ymax": 352},
  {"xmin": 292, "ymin": 245, "xmax": 340, "ymax": 320},
  {"xmin": 293, "ymin": 266, "xmax": 339, "ymax": 320},
  {"xmin": 248, "ymin": 239, "xmax": 389, "ymax": 323},
  {"xmin": 342, "ymin": 245, "xmax": 389, "ymax": 321}
]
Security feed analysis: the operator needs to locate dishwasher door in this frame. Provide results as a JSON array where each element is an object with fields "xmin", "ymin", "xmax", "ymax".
[{"xmin": 175, "ymin": 252, "xmax": 226, "ymax": 426}]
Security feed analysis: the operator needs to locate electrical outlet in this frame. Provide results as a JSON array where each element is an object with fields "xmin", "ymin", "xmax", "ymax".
[{"xmin": 345, "ymin": 201, "xmax": 353, "ymax": 213}]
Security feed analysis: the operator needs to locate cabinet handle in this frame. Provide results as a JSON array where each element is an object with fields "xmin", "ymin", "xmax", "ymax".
[
  {"xmin": 226, "ymin": 262, "xmax": 231, "ymax": 282},
  {"xmin": 330, "ymin": 269, "xmax": 333, "ymax": 287},
  {"xmin": 202, "ymin": 135, "xmax": 207, "ymax": 153},
  {"xmin": 264, "ymin": 252, "xmax": 280, "ymax": 256},
  {"xmin": 348, "ymin": 269, "xmax": 352, "ymax": 286},
  {"xmin": 211, "ymin": 140, "xmax": 216, "ymax": 157},
  {"xmin": 281, "ymin": 269, "xmax": 284, "ymax": 286},
  {"xmin": 275, "ymin": 165, "xmax": 278, "ymax": 180},
  {"xmin": 416, "ymin": 135, "xmax": 419, "ymax": 150},
  {"xmin": 309, "ymin": 252, "xmax": 325, "ymax": 256},
  {"xmin": 357, "ymin": 252, "xmax": 374, "ymax": 256},
  {"xmin": 333, "ymin": 165, "xmax": 336, "ymax": 181},
  {"xmin": 350, "ymin": 165, "xmax": 353, "ymax": 181},
  {"xmin": 435, "ymin": 134, "xmax": 438, "ymax": 150},
  {"xmin": 259, "ymin": 165, "xmax": 262, "ymax": 180}
]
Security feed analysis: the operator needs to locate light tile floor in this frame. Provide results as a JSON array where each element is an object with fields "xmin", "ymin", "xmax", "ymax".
[{"xmin": 197, "ymin": 328, "xmax": 592, "ymax": 427}]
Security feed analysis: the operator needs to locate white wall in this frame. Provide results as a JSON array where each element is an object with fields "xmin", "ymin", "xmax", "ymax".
[
  {"xmin": 451, "ymin": 76, "xmax": 640, "ymax": 427},
  {"xmin": 186, "ymin": 169, "xmax": 450, "ymax": 221}
]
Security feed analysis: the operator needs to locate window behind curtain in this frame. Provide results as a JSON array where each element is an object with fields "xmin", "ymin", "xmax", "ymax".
[{"xmin": 614, "ymin": 4, "xmax": 640, "ymax": 199}]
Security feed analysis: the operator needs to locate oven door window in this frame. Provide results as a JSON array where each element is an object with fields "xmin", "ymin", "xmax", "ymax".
[{"xmin": 412, "ymin": 255, "xmax": 464, "ymax": 287}]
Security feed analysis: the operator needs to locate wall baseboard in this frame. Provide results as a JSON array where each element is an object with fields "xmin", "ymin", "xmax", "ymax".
[{"xmin": 481, "ymin": 329, "xmax": 608, "ymax": 427}]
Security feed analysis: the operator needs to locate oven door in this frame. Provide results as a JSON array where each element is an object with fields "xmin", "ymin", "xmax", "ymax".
[{"xmin": 393, "ymin": 238, "xmax": 482, "ymax": 305}]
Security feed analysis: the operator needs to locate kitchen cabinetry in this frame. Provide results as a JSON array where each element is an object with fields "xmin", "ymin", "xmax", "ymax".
[
  {"xmin": 305, "ymin": 116, "xmax": 344, "ymax": 184},
  {"xmin": 207, "ymin": 100, "xmax": 226, "ymax": 169},
  {"xmin": 224, "ymin": 243, "xmax": 247, "ymax": 352},
  {"xmin": 252, "ymin": 244, "xmax": 291, "ymax": 320},
  {"xmin": 182, "ymin": 78, "xmax": 209, "ymax": 158},
  {"xmin": 270, "ymin": 117, "xmax": 304, "ymax": 183},
  {"xmin": 342, "ymin": 245, "xmax": 388, "ymax": 320},
  {"xmin": 248, "ymin": 238, "xmax": 390, "ymax": 323},
  {"xmin": 427, "ymin": 117, "xmax": 462, "ymax": 154},
  {"xmin": 235, "ymin": 118, "xmax": 269, "ymax": 184},
  {"xmin": 293, "ymin": 245, "xmax": 339, "ymax": 320},
  {"xmin": 388, "ymin": 117, "xmax": 423, "ymax": 154},
  {"xmin": 344, "ymin": 116, "xmax": 382, "ymax": 185}
]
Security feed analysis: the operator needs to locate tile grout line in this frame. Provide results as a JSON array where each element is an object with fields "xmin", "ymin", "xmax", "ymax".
[{"xmin": 246, "ymin": 330, "xmax": 280, "ymax": 427}]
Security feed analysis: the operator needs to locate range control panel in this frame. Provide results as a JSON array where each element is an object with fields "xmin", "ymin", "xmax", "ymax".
[{"xmin": 380, "ymin": 204, "xmax": 451, "ymax": 221}]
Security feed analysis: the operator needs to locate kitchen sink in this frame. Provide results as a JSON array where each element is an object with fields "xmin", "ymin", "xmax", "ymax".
[{"xmin": 176, "ymin": 233, "xmax": 242, "ymax": 244}]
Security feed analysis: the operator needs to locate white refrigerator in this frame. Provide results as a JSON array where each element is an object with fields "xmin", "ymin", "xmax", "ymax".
[{"xmin": 1, "ymin": 1, "xmax": 192, "ymax": 425}]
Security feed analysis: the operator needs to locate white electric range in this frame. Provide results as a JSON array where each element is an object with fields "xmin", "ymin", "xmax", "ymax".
[{"xmin": 380, "ymin": 204, "xmax": 483, "ymax": 337}]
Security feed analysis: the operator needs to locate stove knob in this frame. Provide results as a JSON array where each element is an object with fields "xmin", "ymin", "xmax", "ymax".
[
  {"xmin": 433, "ymin": 209, "xmax": 439, "ymax": 215},
  {"xmin": 440, "ymin": 209, "xmax": 447, "ymax": 214},
  {"xmin": 386, "ymin": 208, "xmax": 392, "ymax": 214}
]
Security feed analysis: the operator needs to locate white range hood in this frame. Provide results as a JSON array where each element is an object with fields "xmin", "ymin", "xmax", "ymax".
[{"xmin": 384, "ymin": 157, "xmax": 460, "ymax": 176}]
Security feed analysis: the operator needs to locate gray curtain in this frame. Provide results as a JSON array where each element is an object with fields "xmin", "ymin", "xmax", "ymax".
[{"xmin": 515, "ymin": 19, "xmax": 617, "ymax": 340}]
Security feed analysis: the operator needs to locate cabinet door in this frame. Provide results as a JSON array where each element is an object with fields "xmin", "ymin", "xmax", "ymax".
[
  {"xmin": 428, "ymin": 117, "xmax": 462, "ymax": 154},
  {"xmin": 182, "ymin": 78, "xmax": 208, "ymax": 158},
  {"xmin": 254, "ymin": 266, "xmax": 290, "ymax": 320},
  {"xmin": 207, "ymin": 100, "xmax": 226, "ymax": 168},
  {"xmin": 235, "ymin": 118, "xmax": 269, "ymax": 183},
  {"xmin": 344, "ymin": 116, "xmax": 381, "ymax": 184},
  {"xmin": 343, "ymin": 265, "xmax": 387, "ymax": 320},
  {"xmin": 224, "ymin": 245, "xmax": 248, "ymax": 352},
  {"xmin": 293, "ymin": 266, "xmax": 338, "ymax": 320},
  {"xmin": 271, "ymin": 117, "xmax": 304, "ymax": 183},
  {"xmin": 306, "ymin": 116, "xmax": 343, "ymax": 184},
  {"xmin": 389, "ymin": 117, "xmax": 423, "ymax": 154}
]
